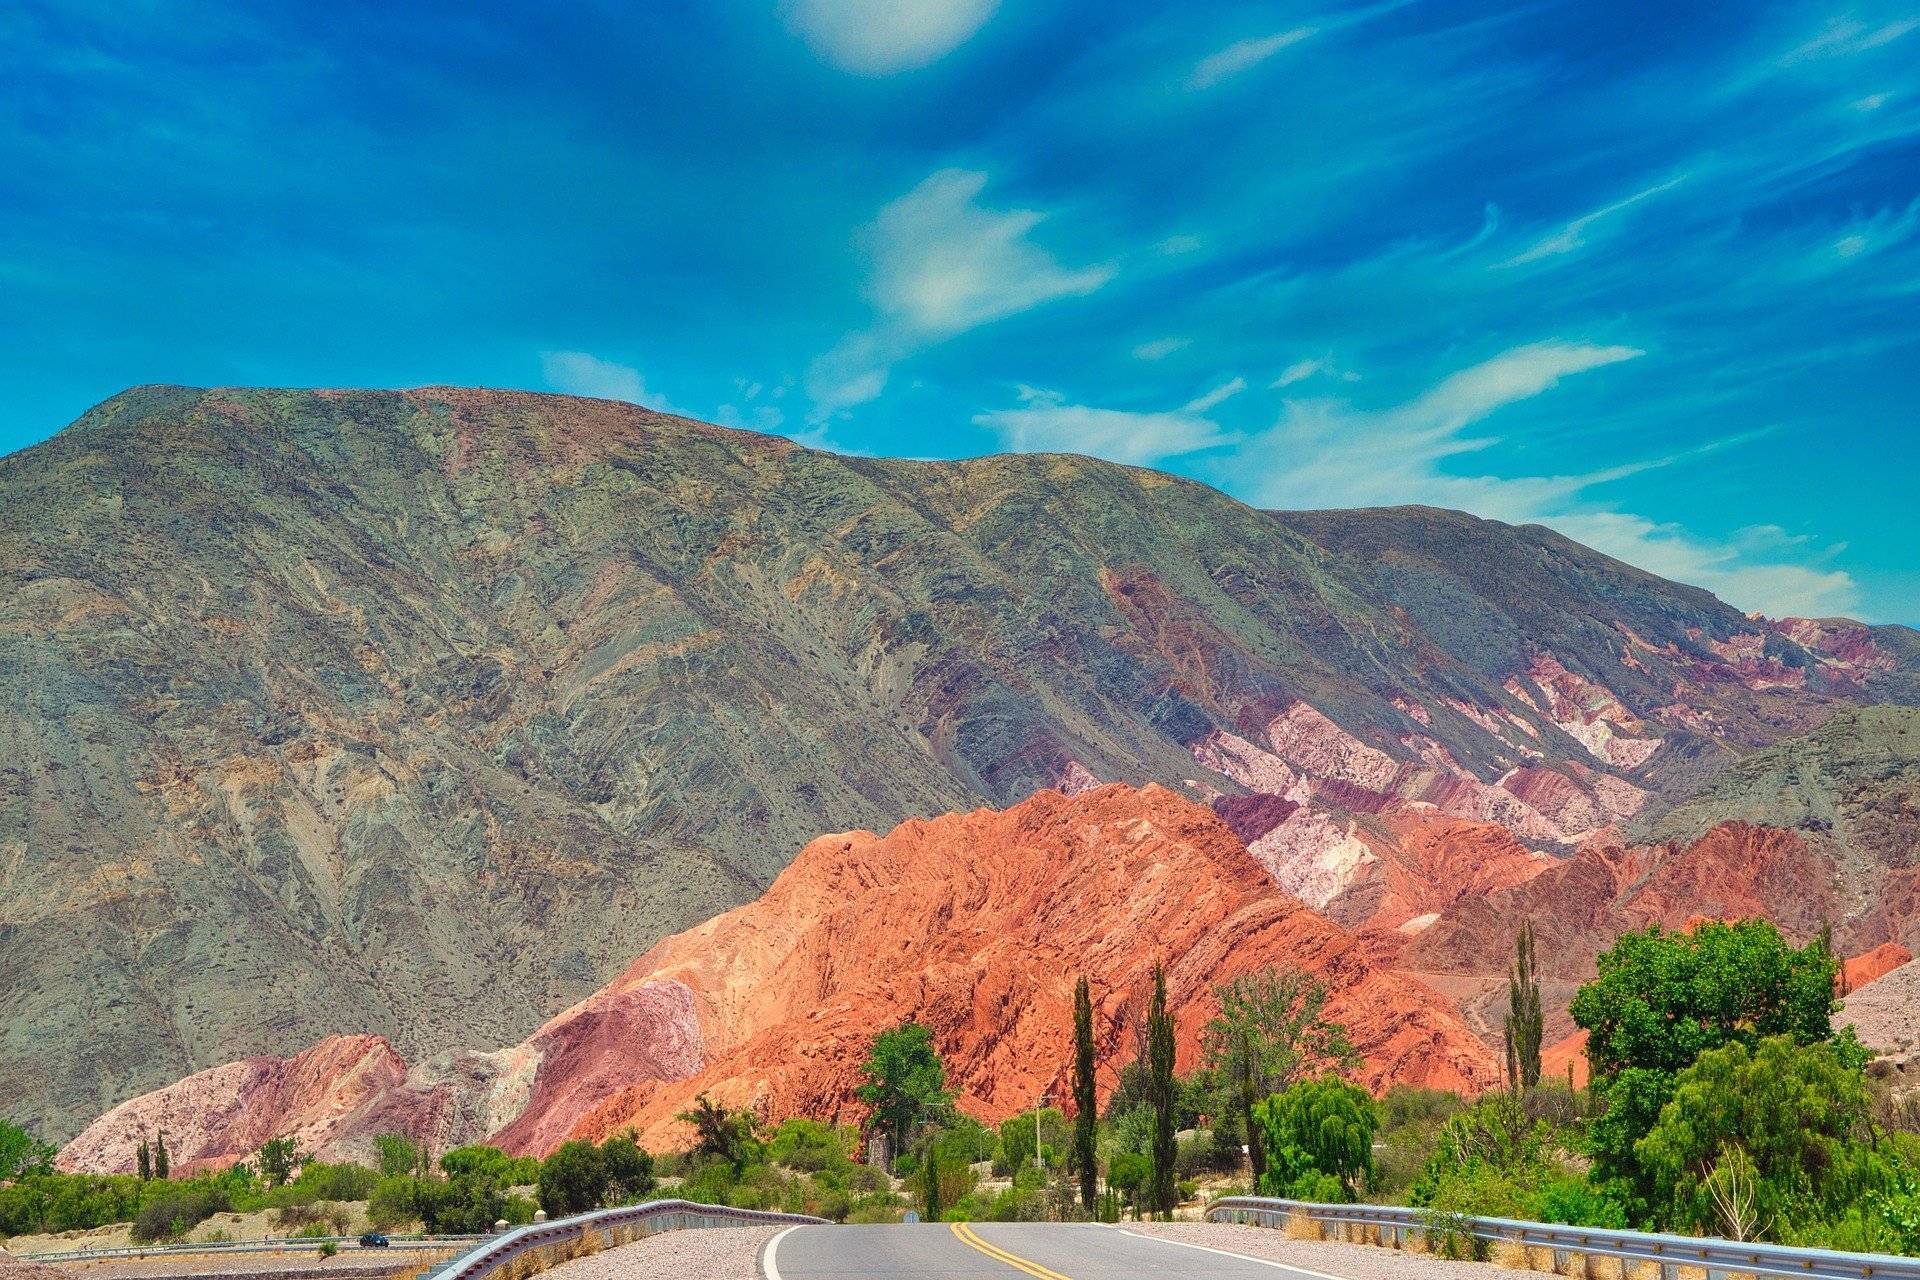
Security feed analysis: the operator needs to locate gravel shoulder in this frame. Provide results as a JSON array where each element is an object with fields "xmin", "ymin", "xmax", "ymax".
[
  {"xmin": 541, "ymin": 1225, "xmax": 781, "ymax": 1280},
  {"xmin": 1121, "ymin": 1221, "xmax": 1539, "ymax": 1280}
]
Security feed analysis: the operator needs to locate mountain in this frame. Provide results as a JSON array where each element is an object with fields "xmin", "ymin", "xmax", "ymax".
[
  {"xmin": 57, "ymin": 784, "xmax": 1500, "ymax": 1172},
  {"xmin": 4, "ymin": 385, "xmax": 1915, "ymax": 1141}
]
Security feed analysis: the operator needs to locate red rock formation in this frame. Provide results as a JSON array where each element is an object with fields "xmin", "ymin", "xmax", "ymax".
[
  {"xmin": 56, "ymin": 1035, "xmax": 427, "ymax": 1176},
  {"xmin": 1846, "ymin": 942, "xmax": 1913, "ymax": 992},
  {"xmin": 59, "ymin": 785, "xmax": 1501, "ymax": 1168},
  {"xmin": 543, "ymin": 783, "xmax": 1500, "ymax": 1150}
]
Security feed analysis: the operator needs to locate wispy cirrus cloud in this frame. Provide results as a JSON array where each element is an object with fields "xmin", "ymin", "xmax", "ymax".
[
  {"xmin": 781, "ymin": 0, "xmax": 997, "ymax": 74},
  {"xmin": 1498, "ymin": 176, "xmax": 1688, "ymax": 267},
  {"xmin": 1187, "ymin": 27, "xmax": 1316, "ymax": 90},
  {"xmin": 807, "ymin": 169, "xmax": 1114, "ymax": 418}
]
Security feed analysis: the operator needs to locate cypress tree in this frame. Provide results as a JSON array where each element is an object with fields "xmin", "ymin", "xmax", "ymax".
[
  {"xmin": 1146, "ymin": 962, "xmax": 1177, "ymax": 1219},
  {"xmin": 154, "ymin": 1130, "xmax": 170, "ymax": 1180},
  {"xmin": 1072, "ymin": 976, "xmax": 1098, "ymax": 1209},
  {"xmin": 136, "ymin": 1138, "xmax": 152, "ymax": 1182},
  {"xmin": 922, "ymin": 1137, "xmax": 942, "ymax": 1222},
  {"xmin": 1503, "ymin": 921, "xmax": 1544, "ymax": 1090}
]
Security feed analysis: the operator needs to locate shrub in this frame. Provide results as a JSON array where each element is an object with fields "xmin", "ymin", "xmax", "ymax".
[
  {"xmin": 132, "ymin": 1185, "xmax": 230, "ymax": 1242},
  {"xmin": 537, "ymin": 1141, "xmax": 607, "ymax": 1218},
  {"xmin": 766, "ymin": 1119, "xmax": 854, "ymax": 1173},
  {"xmin": 1253, "ymin": 1075, "xmax": 1376, "ymax": 1200}
]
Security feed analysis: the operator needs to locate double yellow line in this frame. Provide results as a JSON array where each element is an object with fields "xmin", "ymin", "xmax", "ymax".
[{"xmin": 949, "ymin": 1221, "xmax": 1074, "ymax": 1279}]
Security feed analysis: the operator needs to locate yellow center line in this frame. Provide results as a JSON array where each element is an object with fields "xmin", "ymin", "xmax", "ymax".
[{"xmin": 948, "ymin": 1221, "xmax": 1076, "ymax": 1280}]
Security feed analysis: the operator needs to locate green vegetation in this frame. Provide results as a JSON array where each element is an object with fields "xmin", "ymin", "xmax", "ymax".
[
  {"xmin": 1253, "ymin": 1076, "xmax": 1375, "ymax": 1201},
  {"xmin": 855, "ymin": 1022, "xmax": 954, "ymax": 1163},
  {"xmin": 1072, "ymin": 976, "xmax": 1097, "ymax": 1209},
  {"xmin": 1145, "ymin": 963, "xmax": 1177, "ymax": 1220},
  {"xmin": 1504, "ymin": 922, "xmax": 1543, "ymax": 1091},
  {"xmin": 1201, "ymin": 968, "xmax": 1355, "ymax": 1185}
]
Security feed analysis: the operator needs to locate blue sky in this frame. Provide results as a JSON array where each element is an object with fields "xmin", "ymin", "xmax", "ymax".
[{"xmin": 2, "ymin": 1, "xmax": 1916, "ymax": 622}]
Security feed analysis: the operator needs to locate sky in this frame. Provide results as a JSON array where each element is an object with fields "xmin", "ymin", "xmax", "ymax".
[{"xmin": 2, "ymin": 1, "xmax": 1916, "ymax": 623}]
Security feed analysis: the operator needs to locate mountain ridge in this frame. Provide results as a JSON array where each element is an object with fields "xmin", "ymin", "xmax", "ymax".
[{"xmin": 4, "ymin": 385, "xmax": 1914, "ymax": 1140}]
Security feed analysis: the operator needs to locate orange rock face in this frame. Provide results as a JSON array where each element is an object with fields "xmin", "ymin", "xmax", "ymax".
[
  {"xmin": 59, "ymin": 785, "xmax": 1501, "ymax": 1167},
  {"xmin": 540, "ymin": 783, "xmax": 1501, "ymax": 1150}
]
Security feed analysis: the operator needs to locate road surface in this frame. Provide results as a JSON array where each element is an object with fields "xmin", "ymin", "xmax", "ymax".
[{"xmin": 761, "ymin": 1222, "xmax": 1322, "ymax": 1279}]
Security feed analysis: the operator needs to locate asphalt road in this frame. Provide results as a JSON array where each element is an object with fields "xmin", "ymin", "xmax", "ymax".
[{"xmin": 761, "ymin": 1222, "xmax": 1314, "ymax": 1279}]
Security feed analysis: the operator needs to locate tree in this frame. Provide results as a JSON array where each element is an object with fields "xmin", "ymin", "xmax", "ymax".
[
  {"xmin": 538, "ymin": 1140, "xmax": 608, "ymax": 1217},
  {"xmin": 372, "ymin": 1133, "xmax": 419, "ymax": 1178},
  {"xmin": 153, "ymin": 1131, "xmax": 170, "ymax": 1180},
  {"xmin": 257, "ymin": 1136, "xmax": 300, "ymax": 1188},
  {"xmin": 922, "ymin": 1136, "xmax": 943, "ymax": 1221},
  {"xmin": 855, "ymin": 1022, "xmax": 953, "ymax": 1165},
  {"xmin": 599, "ymin": 1132, "xmax": 655, "ymax": 1204},
  {"xmin": 1201, "ymin": 967, "xmax": 1355, "ymax": 1184},
  {"xmin": 674, "ymin": 1094, "xmax": 761, "ymax": 1172},
  {"xmin": 1107, "ymin": 1152, "xmax": 1150, "ymax": 1220},
  {"xmin": 0, "ymin": 1121, "xmax": 54, "ymax": 1182},
  {"xmin": 1072, "ymin": 976, "xmax": 1098, "ymax": 1209},
  {"xmin": 1569, "ymin": 920, "xmax": 1846, "ymax": 1210},
  {"xmin": 136, "ymin": 1138, "xmax": 152, "ymax": 1183},
  {"xmin": 1504, "ymin": 922, "xmax": 1543, "ymax": 1091},
  {"xmin": 1145, "ymin": 963, "xmax": 1178, "ymax": 1219},
  {"xmin": 1635, "ymin": 1035, "xmax": 1879, "ymax": 1240},
  {"xmin": 1252, "ymin": 1076, "xmax": 1377, "ymax": 1201}
]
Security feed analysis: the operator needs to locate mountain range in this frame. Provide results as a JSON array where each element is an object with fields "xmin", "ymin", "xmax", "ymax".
[{"xmin": 4, "ymin": 385, "xmax": 1916, "ymax": 1150}]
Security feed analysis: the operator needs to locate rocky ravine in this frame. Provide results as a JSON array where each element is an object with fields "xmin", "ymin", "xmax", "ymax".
[
  {"xmin": 6, "ymin": 385, "xmax": 1917, "ymax": 1140},
  {"xmin": 59, "ymin": 784, "xmax": 1501, "ymax": 1171}
]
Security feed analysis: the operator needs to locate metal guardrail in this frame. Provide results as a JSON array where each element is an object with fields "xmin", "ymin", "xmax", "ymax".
[
  {"xmin": 430, "ymin": 1199, "xmax": 827, "ymax": 1280},
  {"xmin": 1205, "ymin": 1197, "xmax": 1920, "ymax": 1280},
  {"xmin": 20, "ymin": 1235, "xmax": 487, "ymax": 1263}
]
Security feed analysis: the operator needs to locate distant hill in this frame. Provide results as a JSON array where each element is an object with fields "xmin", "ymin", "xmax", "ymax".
[{"xmin": 4, "ymin": 385, "xmax": 1914, "ymax": 1140}]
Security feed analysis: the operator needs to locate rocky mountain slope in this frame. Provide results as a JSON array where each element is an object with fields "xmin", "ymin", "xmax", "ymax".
[
  {"xmin": 57, "ymin": 784, "xmax": 1501, "ymax": 1171},
  {"xmin": 5, "ymin": 385, "xmax": 1916, "ymax": 1140}
]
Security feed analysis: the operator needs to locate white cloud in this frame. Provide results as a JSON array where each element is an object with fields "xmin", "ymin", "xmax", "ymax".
[
  {"xmin": 1498, "ymin": 176, "xmax": 1687, "ymax": 267},
  {"xmin": 1133, "ymin": 336, "xmax": 1191, "ymax": 361},
  {"xmin": 1188, "ymin": 27, "xmax": 1316, "ymax": 90},
  {"xmin": 807, "ymin": 169, "xmax": 1114, "ymax": 418},
  {"xmin": 973, "ymin": 385, "xmax": 1237, "ymax": 466},
  {"xmin": 1780, "ymin": 15, "xmax": 1918, "ymax": 64},
  {"xmin": 782, "ymin": 0, "xmax": 997, "ymax": 74},
  {"xmin": 1274, "ymin": 356, "xmax": 1359, "ymax": 387},
  {"xmin": 863, "ymin": 169, "xmax": 1114, "ymax": 334},
  {"xmin": 1182, "ymin": 376, "xmax": 1246, "ymax": 414},
  {"xmin": 1829, "ymin": 196, "xmax": 1919, "ymax": 261},
  {"xmin": 540, "ymin": 350, "xmax": 683, "ymax": 413},
  {"xmin": 1229, "ymin": 340, "xmax": 1857, "ymax": 617}
]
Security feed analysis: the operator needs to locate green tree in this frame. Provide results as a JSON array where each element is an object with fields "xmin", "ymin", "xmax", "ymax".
[
  {"xmin": 1145, "ymin": 963, "xmax": 1178, "ymax": 1219},
  {"xmin": 599, "ymin": 1132, "xmax": 655, "ymax": 1204},
  {"xmin": 674, "ymin": 1094, "xmax": 761, "ymax": 1172},
  {"xmin": 1636, "ymin": 1035, "xmax": 1879, "ymax": 1240},
  {"xmin": 153, "ymin": 1131, "xmax": 170, "ymax": 1180},
  {"xmin": 922, "ymin": 1136, "xmax": 943, "ymax": 1221},
  {"xmin": 1253, "ymin": 1075, "xmax": 1377, "ymax": 1200},
  {"xmin": 1504, "ymin": 921, "xmax": 1544, "ymax": 1091},
  {"xmin": 1201, "ymin": 967, "xmax": 1355, "ymax": 1185},
  {"xmin": 256, "ymin": 1136, "xmax": 299, "ymax": 1188},
  {"xmin": 1107, "ymin": 1152, "xmax": 1149, "ymax": 1220},
  {"xmin": 1570, "ymin": 920, "xmax": 1845, "ymax": 1211},
  {"xmin": 537, "ymin": 1140, "xmax": 608, "ymax": 1217},
  {"xmin": 372, "ymin": 1134, "xmax": 420, "ymax": 1178},
  {"xmin": 855, "ymin": 1022, "xmax": 954, "ymax": 1165},
  {"xmin": 0, "ymin": 1121, "xmax": 55, "ymax": 1181},
  {"xmin": 1072, "ymin": 976, "xmax": 1098, "ymax": 1209},
  {"xmin": 135, "ymin": 1139, "xmax": 152, "ymax": 1183}
]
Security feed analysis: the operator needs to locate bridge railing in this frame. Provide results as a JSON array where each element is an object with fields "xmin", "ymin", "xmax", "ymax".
[
  {"xmin": 430, "ymin": 1199, "xmax": 827, "ymax": 1280},
  {"xmin": 1204, "ymin": 1196, "xmax": 1920, "ymax": 1280}
]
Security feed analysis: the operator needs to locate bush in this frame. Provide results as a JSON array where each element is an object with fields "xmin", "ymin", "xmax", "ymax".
[
  {"xmin": 537, "ymin": 1141, "xmax": 607, "ymax": 1217},
  {"xmin": 275, "ymin": 1201, "xmax": 350, "ymax": 1234},
  {"xmin": 1174, "ymin": 1130, "xmax": 1215, "ymax": 1179},
  {"xmin": 366, "ymin": 1176, "xmax": 422, "ymax": 1231},
  {"xmin": 287, "ymin": 1162, "xmax": 376, "ymax": 1203},
  {"xmin": 132, "ymin": 1185, "xmax": 230, "ymax": 1242},
  {"xmin": 1253, "ymin": 1076, "xmax": 1376, "ymax": 1200},
  {"xmin": 766, "ymin": 1119, "xmax": 854, "ymax": 1173}
]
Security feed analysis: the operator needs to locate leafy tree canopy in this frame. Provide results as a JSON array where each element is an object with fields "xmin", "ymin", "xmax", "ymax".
[
  {"xmin": 1253, "ymin": 1075, "xmax": 1377, "ymax": 1201},
  {"xmin": 855, "ymin": 1022, "xmax": 953, "ymax": 1162}
]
